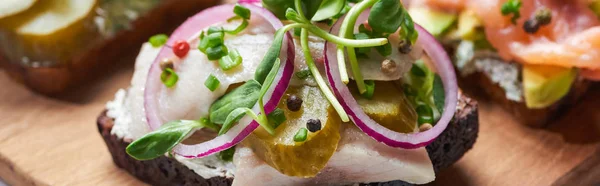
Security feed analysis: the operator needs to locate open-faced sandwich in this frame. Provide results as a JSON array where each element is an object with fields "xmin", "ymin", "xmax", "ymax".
[
  {"xmin": 98, "ymin": 1, "xmax": 479, "ymax": 185},
  {"xmin": 0, "ymin": 0, "xmax": 217, "ymax": 94},
  {"xmin": 406, "ymin": 0, "xmax": 599, "ymax": 126}
]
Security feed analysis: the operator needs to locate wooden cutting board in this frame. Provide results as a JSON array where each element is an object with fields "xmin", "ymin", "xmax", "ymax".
[
  {"xmin": 0, "ymin": 59, "xmax": 599, "ymax": 186},
  {"xmin": 1, "ymin": 1, "xmax": 600, "ymax": 185}
]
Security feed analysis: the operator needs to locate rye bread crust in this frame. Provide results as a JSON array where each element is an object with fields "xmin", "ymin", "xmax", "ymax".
[{"xmin": 98, "ymin": 92, "xmax": 479, "ymax": 186}]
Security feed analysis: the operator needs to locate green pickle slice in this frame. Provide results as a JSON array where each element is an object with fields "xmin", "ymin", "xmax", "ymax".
[
  {"xmin": 351, "ymin": 81, "xmax": 418, "ymax": 133},
  {"xmin": 245, "ymin": 85, "xmax": 342, "ymax": 177}
]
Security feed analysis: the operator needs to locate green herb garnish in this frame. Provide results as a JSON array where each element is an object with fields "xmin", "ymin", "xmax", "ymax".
[
  {"xmin": 204, "ymin": 74, "xmax": 221, "ymax": 92},
  {"xmin": 206, "ymin": 44, "xmax": 228, "ymax": 61},
  {"xmin": 126, "ymin": 120, "xmax": 207, "ymax": 160},
  {"xmin": 219, "ymin": 49, "xmax": 242, "ymax": 70},
  {"xmin": 293, "ymin": 128, "xmax": 308, "ymax": 142},
  {"xmin": 149, "ymin": 34, "xmax": 168, "ymax": 47},
  {"xmin": 160, "ymin": 68, "xmax": 179, "ymax": 88},
  {"xmin": 233, "ymin": 4, "xmax": 251, "ymax": 20},
  {"xmin": 501, "ymin": 0, "xmax": 522, "ymax": 24},
  {"xmin": 209, "ymin": 80, "xmax": 261, "ymax": 124}
]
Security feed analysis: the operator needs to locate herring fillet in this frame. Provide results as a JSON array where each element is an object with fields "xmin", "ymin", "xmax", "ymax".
[{"xmin": 232, "ymin": 126, "xmax": 435, "ymax": 186}]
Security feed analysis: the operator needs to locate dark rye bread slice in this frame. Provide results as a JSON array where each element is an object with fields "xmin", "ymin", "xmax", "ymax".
[
  {"xmin": 98, "ymin": 92, "xmax": 478, "ymax": 186},
  {"xmin": 459, "ymin": 71, "xmax": 590, "ymax": 128}
]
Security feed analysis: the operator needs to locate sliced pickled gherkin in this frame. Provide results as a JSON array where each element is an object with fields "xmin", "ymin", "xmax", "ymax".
[
  {"xmin": 350, "ymin": 81, "xmax": 418, "ymax": 133},
  {"xmin": 245, "ymin": 85, "xmax": 341, "ymax": 177},
  {"xmin": 0, "ymin": 0, "xmax": 163, "ymax": 67},
  {"xmin": 0, "ymin": 0, "xmax": 37, "ymax": 19},
  {"xmin": 0, "ymin": 0, "xmax": 99, "ymax": 67}
]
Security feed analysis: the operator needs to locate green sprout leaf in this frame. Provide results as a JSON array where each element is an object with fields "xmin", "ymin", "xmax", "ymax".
[
  {"xmin": 368, "ymin": 0, "xmax": 404, "ymax": 34},
  {"xmin": 209, "ymin": 80, "xmax": 261, "ymax": 124},
  {"xmin": 310, "ymin": 0, "xmax": 347, "ymax": 21},
  {"xmin": 254, "ymin": 28, "xmax": 286, "ymax": 84},
  {"xmin": 126, "ymin": 120, "xmax": 202, "ymax": 160},
  {"xmin": 262, "ymin": 0, "xmax": 295, "ymax": 19},
  {"xmin": 218, "ymin": 107, "xmax": 257, "ymax": 135}
]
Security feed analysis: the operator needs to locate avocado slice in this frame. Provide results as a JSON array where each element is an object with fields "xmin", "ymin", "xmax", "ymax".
[
  {"xmin": 409, "ymin": 7, "xmax": 456, "ymax": 37},
  {"xmin": 523, "ymin": 65, "xmax": 576, "ymax": 109}
]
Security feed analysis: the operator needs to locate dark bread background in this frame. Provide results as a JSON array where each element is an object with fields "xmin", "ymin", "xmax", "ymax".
[{"xmin": 98, "ymin": 92, "xmax": 479, "ymax": 186}]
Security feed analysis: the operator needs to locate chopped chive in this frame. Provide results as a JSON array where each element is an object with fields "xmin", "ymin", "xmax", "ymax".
[
  {"xmin": 198, "ymin": 32, "xmax": 209, "ymax": 52},
  {"xmin": 160, "ymin": 68, "xmax": 178, "ymax": 88},
  {"xmin": 204, "ymin": 74, "xmax": 220, "ymax": 91},
  {"xmin": 233, "ymin": 4, "xmax": 251, "ymax": 20},
  {"xmin": 225, "ymin": 20, "xmax": 249, "ymax": 35},
  {"xmin": 206, "ymin": 45, "xmax": 228, "ymax": 61},
  {"xmin": 149, "ymin": 34, "xmax": 168, "ymax": 47},
  {"xmin": 293, "ymin": 128, "xmax": 308, "ymax": 142},
  {"xmin": 294, "ymin": 69, "xmax": 311, "ymax": 79},
  {"xmin": 219, "ymin": 49, "xmax": 242, "ymax": 70},
  {"xmin": 416, "ymin": 104, "xmax": 434, "ymax": 125},
  {"xmin": 267, "ymin": 108, "xmax": 286, "ymax": 129},
  {"xmin": 208, "ymin": 26, "xmax": 224, "ymax": 34},
  {"xmin": 501, "ymin": 0, "xmax": 522, "ymax": 24},
  {"xmin": 206, "ymin": 32, "xmax": 225, "ymax": 48},
  {"xmin": 361, "ymin": 80, "xmax": 375, "ymax": 99}
]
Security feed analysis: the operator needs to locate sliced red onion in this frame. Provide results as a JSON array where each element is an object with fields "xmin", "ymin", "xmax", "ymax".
[
  {"xmin": 324, "ymin": 10, "xmax": 458, "ymax": 149},
  {"xmin": 144, "ymin": 3, "xmax": 295, "ymax": 158}
]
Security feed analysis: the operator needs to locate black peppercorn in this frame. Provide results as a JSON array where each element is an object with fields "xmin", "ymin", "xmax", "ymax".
[
  {"xmin": 398, "ymin": 39, "xmax": 412, "ymax": 54},
  {"xmin": 523, "ymin": 8, "xmax": 552, "ymax": 34},
  {"xmin": 306, "ymin": 119, "xmax": 322, "ymax": 132},
  {"xmin": 286, "ymin": 95, "xmax": 303, "ymax": 112},
  {"xmin": 523, "ymin": 19, "xmax": 541, "ymax": 34}
]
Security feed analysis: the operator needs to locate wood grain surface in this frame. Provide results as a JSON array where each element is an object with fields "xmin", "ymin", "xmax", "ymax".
[{"xmin": 1, "ymin": 0, "xmax": 599, "ymax": 185}]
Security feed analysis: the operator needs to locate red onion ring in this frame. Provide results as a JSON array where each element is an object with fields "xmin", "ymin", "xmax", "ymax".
[
  {"xmin": 324, "ymin": 10, "xmax": 458, "ymax": 149},
  {"xmin": 144, "ymin": 3, "xmax": 295, "ymax": 158}
]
